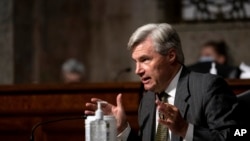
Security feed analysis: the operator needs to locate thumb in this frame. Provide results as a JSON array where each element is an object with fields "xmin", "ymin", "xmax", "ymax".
[{"xmin": 116, "ymin": 93, "xmax": 124, "ymax": 108}]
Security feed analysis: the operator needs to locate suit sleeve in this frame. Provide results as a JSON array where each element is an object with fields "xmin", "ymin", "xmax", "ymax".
[{"xmin": 192, "ymin": 76, "xmax": 239, "ymax": 141}]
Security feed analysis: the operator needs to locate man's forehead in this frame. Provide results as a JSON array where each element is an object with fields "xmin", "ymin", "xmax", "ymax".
[{"xmin": 132, "ymin": 44, "xmax": 154, "ymax": 56}]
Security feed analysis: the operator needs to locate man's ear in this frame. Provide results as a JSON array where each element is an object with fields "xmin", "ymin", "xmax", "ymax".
[{"xmin": 167, "ymin": 48, "xmax": 177, "ymax": 63}]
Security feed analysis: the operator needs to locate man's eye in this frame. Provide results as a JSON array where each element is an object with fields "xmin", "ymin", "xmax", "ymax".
[{"xmin": 141, "ymin": 58, "xmax": 150, "ymax": 62}]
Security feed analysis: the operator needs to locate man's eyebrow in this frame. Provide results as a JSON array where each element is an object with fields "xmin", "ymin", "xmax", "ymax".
[
  {"xmin": 132, "ymin": 53, "xmax": 150, "ymax": 61},
  {"xmin": 138, "ymin": 55, "xmax": 151, "ymax": 60}
]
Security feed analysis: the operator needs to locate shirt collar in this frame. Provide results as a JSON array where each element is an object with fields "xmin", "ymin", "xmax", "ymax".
[{"xmin": 165, "ymin": 66, "xmax": 183, "ymax": 97}]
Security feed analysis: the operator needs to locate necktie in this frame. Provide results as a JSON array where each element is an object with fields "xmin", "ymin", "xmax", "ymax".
[{"xmin": 155, "ymin": 92, "xmax": 169, "ymax": 141}]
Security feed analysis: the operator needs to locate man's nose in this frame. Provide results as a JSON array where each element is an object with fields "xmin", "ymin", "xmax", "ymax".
[{"xmin": 135, "ymin": 63, "xmax": 143, "ymax": 75}]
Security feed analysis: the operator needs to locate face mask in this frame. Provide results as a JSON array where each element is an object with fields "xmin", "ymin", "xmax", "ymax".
[{"xmin": 199, "ymin": 56, "xmax": 214, "ymax": 62}]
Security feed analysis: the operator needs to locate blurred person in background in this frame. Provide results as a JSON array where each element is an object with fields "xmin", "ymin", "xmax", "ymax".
[
  {"xmin": 61, "ymin": 58, "xmax": 86, "ymax": 83},
  {"xmin": 188, "ymin": 40, "xmax": 241, "ymax": 78}
]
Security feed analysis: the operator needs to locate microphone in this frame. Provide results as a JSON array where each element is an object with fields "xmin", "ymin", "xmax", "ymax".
[
  {"xmin": 114, "ymin": 67, "xmax": 131, "ymax": 81},
  {"xmin": 29, "ymin": 115, "xmax": 87, "ymax": 141}
]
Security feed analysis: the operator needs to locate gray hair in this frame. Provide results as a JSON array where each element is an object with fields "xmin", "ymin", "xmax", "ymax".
[
  {"xmin": 127, "ymin": 23, "xmax": 184, "ymax": 64},
  {"xmin": 62, "ymin": 58, "xmax": 85, "ymax": 74}
]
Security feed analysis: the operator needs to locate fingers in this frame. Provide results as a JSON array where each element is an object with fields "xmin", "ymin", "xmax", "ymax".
[
  {"xmin": 85, "ymin": 98, "xmax": 103, "ymax": 115},
  {"xmin": 85, "ymin": 95, "xmax": 120, "ymax": 116},
  {"xmin": 155, "ymin": 101, "xmax": 188, "ymax": 137},
  {"xmin": 84, "ymin": 110, "xmax": 95, "ymax": 115},
  {"xmin": 85, "ymin": 102, "xmax": 97, "ymax": 110},
  {"xmin": 85, "ymin": 98, "xmax": 102, "ymax": 109},
  {"xmin": 156, "ymin": 101, "xmax": 176, "ymax": 121},
  {"xmin": 116, "ymin": 93, "xmax": 123, "ymax": 108},
  {"xmin": 156, "ymin": 100, "xmax": 174, "ymax": 113},
  {"xmin": 157, "ymin": 105, "xmax": 188, "ymax": 138},
  {"xmin": 90, "ymin": 98, "xmax": 102, "ymax": 103},
  {"xmin": 84, "ymin": 94, "xmax": 125, "ymax": 116},
  {"xmin": 84, "ymin": 94, "xmax": 128, "ymax": 134}
]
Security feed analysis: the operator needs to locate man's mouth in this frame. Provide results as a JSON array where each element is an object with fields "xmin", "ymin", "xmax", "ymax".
[{"xmin": 141, "ymin": 77, "xmax": 151, "ymax": 84}]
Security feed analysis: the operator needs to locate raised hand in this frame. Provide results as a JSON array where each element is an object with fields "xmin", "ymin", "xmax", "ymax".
[
  {"xmin": 155, "ymin": 99, "xmax": 188, "ymax": 138},
  {"xmin": 85, "ymin": 93, "xmax": 128, "ymax": 133}
]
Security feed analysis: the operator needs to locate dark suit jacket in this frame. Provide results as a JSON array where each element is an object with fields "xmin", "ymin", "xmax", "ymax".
[{"xmin": 128, "ymin": 67, "xmax": 239, "ymax": 141}]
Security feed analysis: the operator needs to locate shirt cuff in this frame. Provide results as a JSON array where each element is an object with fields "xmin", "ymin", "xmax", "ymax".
[
  {"xmin": 184, "ymin": 123, "xmax": 193, "ymax": 141},
  {"xmin": 117, "ymin": 123, "xmax": 131, "ymax": 141}
]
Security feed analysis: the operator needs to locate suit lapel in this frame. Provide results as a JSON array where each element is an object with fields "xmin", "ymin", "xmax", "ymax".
[
  {"xmin": 172, "ymin": 67, "xmax": 190, "ymax": 141},
  {"xmin": 175, "ymin": 67, "xmax": 190, "ymax": 118},
  {"xmin": 140, "ymin": 91, "xmax": 156, "ymax": 141}
]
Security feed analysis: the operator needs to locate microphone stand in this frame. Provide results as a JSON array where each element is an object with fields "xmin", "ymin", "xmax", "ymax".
[{"xmin": 29, "ymin": 115, "xmax": 87, "ymax": 141}]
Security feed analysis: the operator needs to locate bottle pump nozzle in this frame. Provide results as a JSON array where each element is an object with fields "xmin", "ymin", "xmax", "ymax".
[{"xmin": 95, "ymin": 101, "xmax": 107, "ymax": 120}]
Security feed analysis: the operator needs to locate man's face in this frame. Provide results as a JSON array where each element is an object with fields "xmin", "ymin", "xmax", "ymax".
[
  {"xmin": 62, "ymin": 72, "xmax": 82, "ymax": 83},
  {"xmin": 200, "ymin": 46, "xmax": 218, "ymax": 61},
  {"xmin": 200, "ymin": 45, "xmax": 225, "ymax": 65},
  {"xmin": 131, "ymin": 37, "xmax": 174, "ymax": 93}
]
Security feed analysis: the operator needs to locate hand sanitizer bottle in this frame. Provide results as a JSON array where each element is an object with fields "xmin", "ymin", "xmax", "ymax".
[
  {"xmin": 90, "ymin": 101, "xmax": 107, "ymax": 141},
  {"xmin": 210, "ymin": 62, "xmax": 217, "ymax": 75}
]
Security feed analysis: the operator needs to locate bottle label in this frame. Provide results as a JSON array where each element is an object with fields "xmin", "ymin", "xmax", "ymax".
[{"xmin": 85, "ymin": 115, "xmax": 117, "ymax": 141}]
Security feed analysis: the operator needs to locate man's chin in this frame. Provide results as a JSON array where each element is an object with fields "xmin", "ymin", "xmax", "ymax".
[{"xmin": 143, "ymin": 84, "xmax": 155, "ymax": 92}]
